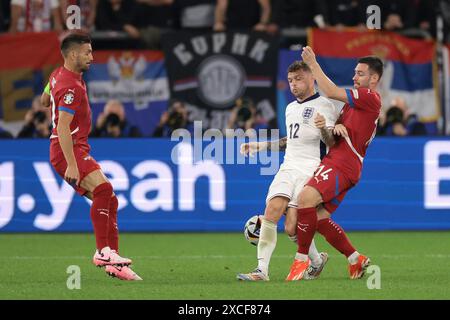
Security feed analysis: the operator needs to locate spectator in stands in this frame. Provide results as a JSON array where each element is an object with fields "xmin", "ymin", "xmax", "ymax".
[
  {"xmin": 17, "ymin": 96, "xmax": 52, "ymax": 138},
  {"xmin": 172, "ymin": 0, "xmax": 215, "ymax": 32},
  {"xmin": 414, "ymin": 0, "xmax": 435, "ymax": 36},
  {"xmin": 95, "ymin": 0, "xmax": 140, "ymax": 39},
  {"xmin": 214, "ymin": 0, "xmax": 271, "ymax": 32},
  {"xmin": 153, "ymin": 99, "xmax": 194, "ymax": 137},
  {"xmin": 60, "ymin": 0, "xmax": 98, "ymax": 32},
  {"xmin": 0, "ymin": 0, "xmax": 11, "ymax": 32},
  {"xmin": 270, "ymin": 0, "xmax": 328, "ymax": 32},
  {"xmin": 129, "ymin": 0, "xmax": 175, "ymax": 49},
  {"xmin": 9, "ymin": 0, "xmax": 62, "ymax": 33},
  {"xmin": 378, "ymin": 97, "xmax": 427, "ymax": 136},
  {"xmin": 225, "ymin": 96, "xmax": 268, "ymax": 137},
  {"xmin": 326, "ymin": 0, "xmax": 371, "ymax": 29},
  {"xmin": 377, "ymin": 0, "xmax": 415, "ymax": 31},
  {"xmin": 91, "ymin": 99, "xmax": 142, "ymax": 137}
]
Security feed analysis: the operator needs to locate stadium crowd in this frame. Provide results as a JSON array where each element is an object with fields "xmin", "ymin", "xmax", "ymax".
[
  {"xmin": 0, "ymin": 0, "xmax": 448, "ymax": 138},
  {"xmin": 1, "ymin": 1, "xmax": 447, "ymax": 43}
]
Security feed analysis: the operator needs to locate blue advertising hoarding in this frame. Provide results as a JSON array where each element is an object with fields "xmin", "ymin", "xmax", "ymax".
[{"xmin": 0, "ymin": 138, "xmax": 449, "ymax": 232}]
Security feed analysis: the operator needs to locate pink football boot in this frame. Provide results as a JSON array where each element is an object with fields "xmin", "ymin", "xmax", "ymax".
[
  {"xmin": 92, "ymin": 247, "xmax": 132, "ymax": 267},
  {"xmin": 105, "ymin": 265, "xmax": 143, "ymax": 281}
]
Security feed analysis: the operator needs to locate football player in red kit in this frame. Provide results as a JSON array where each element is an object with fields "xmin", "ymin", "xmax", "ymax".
[
  {"xmin": 286, "ymin": 46, "xmax": 383, "ymax": 281},
  {"xmin": 47, "ymin": 32, "xmax": 142, "ymax": 281}
]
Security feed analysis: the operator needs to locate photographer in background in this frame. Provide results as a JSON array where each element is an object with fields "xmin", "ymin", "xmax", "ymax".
[
  {"xmin": 225, "ymin": 96, "xmax": 269, "ymax": 137},
  {"xmin": 378, "ymin": 97, "xmax": 427, "ymax": 136},
  {"xmin": 17, "ymin": 95, "xmax": 51, "ymax": 138},
  {"xmin": 153, "ymin": 99, "xmax": 193, "ymax": 137},
  {"xmin": 91, "ymin": 99, "xmax": 142, "ymax": 138}
]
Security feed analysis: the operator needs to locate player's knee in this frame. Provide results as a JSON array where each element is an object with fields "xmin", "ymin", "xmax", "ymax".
[
  {"xmin": 93, "ymin": 182, "xmax": 113, "ymax": 199},
  {"xmin": 298, "ymin": 187, "xmax": 321, "ymax": 208},
  {"xmin": 264, "ymin": 202, "xmax": 285, "ymax": 222}
]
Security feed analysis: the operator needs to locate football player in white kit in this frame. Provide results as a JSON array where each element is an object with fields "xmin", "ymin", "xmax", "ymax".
[{"xmin": 237, "ymin": 61, "xmax": 339, "ymax": 281}]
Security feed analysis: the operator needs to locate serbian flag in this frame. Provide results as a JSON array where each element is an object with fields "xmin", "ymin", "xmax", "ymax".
[
  {"xmin": 83, "ymin": 50, "xmax": 169, "ymax": 136},
  {"xmin": 309, "ymin": 28, "xmax": 440, "ymax": 128},
  {"xmin": 0, "ymin": 32, "xmax": 62, "ymax": 122}
]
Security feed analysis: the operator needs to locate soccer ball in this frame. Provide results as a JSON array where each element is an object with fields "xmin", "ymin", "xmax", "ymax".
[{"xmin": 244, "ymin": 215, "xmax": 263, "ymax": 246}]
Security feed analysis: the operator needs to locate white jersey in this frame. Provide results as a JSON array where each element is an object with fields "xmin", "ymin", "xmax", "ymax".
[{"xmin": 282, "ymin": 93, "xmax": 339, "ymax": 174}]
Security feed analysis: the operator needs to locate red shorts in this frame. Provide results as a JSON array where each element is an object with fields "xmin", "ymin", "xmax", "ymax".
[
  {"xmin": 50, "ymin": 141, "xmax": 101, "ymax": 196},
  {"xmin": 305, "ymin": 162, "xmax": 354, "ymax": 213}
]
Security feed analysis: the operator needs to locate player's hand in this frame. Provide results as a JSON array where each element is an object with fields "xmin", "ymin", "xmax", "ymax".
[
  {"xmin": 213, "ymin": 22, "xmax": 226, "ymax": 32},
  {"xmin": 64, "ymin": 164, "xmax": 80, "ymax": 187},
  {"xmin": 159, "ymin": 111, "xmax": 169, "ymax": 125},
  {"xmin": 301, "ymin": 46, "xmax": 317, "ymax": 65},
  {"xmin": 240, "ymin": 142, "xmax": 261, "ymax": 157},
  {"xmin": 96, "ymin": 112, "xmax": 106, "ymax": 128},
  {"xmin": 333, "ymin": 124, "xmax": 348, "ymax": 138},
  {"xmin": 314, "ymin": 112, "xmax": 326, "ymax": 129},
  {"xmin": 253, "ymin": 23, "xmax": 267, "ymax": 32}
]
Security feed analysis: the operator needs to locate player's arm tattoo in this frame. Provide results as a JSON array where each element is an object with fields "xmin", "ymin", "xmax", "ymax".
[
  {"xmin": 267, "ymin": 137, "xmax": 288, "ymax": 151},
  {"xmin": 320, "ymin": 128, "xmax": 335, "ymax": 147}
]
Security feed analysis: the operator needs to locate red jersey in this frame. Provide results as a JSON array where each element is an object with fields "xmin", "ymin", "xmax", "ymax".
[
  {"xmin": 324, "ymin": 88, "xmax": 381, "ymax": 183},
  {"xmin": 48, "ymin": 66, "xmax": 92, "ymax": 152}
]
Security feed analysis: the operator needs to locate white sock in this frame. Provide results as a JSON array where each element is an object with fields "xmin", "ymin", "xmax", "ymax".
[
  {"xmin": 294, "ymin": 252, "xmax": 309, "ymax": 261},
  {"xmin": 257, "ymin": 218, "xmax": 277, "ymax": 275},
  {"xmin": 348, "ymin": 251, "xmax": 360, "ymax": 264},
  {"xmin": 308, "ymin": 239, "xmax": 322, "ymax": 268},
  {"xmin": 288, "ymin": 234, "xmax": 297, "ymax": 243}
]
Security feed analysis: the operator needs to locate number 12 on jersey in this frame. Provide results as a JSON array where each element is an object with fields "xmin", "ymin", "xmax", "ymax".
[{"xmin": 289, "ymin": 123, "xmax": 299, "ymax": 139}]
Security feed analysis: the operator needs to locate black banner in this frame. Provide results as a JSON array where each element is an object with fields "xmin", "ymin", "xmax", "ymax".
[{"xmin": 162, "ymin": 31, "xmax": 279, "ymax": 131}]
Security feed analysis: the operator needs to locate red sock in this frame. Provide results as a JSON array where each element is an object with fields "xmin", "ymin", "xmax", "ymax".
[
  {"xmin": 91, "ymin": 183, "xmax": 113, "ymax": 250},
  {"xmin": 317, "ymin": 218, "xmax": 356, "ymax": 257},
  {"xmin": 296, "ymin": 207, "xmax": 318, "ymax": 255},
  {"xmin": 108, "ymin": 195, "xmax": 119, "ymax": 252}
]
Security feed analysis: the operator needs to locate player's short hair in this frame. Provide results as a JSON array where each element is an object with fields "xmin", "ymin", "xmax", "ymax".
[
  {"xmin": 357, "ymin": 56, "xmax": 383, "ymax": 79},
  {"xmin": 287, "ymin": 61, "xmax": 311, "ymax": 74},
  {"xmin": 61, "ymin": 32, "xmax": 91, "ymax": 57}
]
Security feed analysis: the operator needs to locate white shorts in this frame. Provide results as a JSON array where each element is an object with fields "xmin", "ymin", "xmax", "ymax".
[{"xmin": 265, "ymin": 167, "xmax": 311, "ymax": 208}]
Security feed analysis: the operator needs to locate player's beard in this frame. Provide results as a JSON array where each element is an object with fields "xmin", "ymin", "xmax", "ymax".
[
  {"xmin": 295, "ymin": 89, "xmax": 309, "ymax": 101},
  {"xmin": 77, "ymin": 59, "xmax": 90, "ymax": 72}
]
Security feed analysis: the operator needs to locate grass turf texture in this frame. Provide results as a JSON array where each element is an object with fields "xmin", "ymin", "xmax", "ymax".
[{"xmin": 0, "ymin": 232, "xmax": 449, "ymax": 300}]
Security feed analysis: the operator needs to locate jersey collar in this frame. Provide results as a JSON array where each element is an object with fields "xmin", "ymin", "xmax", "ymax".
[
  {"xmin": 296, "ymin": 92, "xmax": 320, "ymax": 104},
  {"xmin": 62, "ymin": 66, "xmax": 82, "ymax": 80}
]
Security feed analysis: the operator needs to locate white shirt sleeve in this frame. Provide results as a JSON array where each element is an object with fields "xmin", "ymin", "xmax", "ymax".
[{"xmin": 321, "ymin": 100, "xmax": 339, "ymax": 128}]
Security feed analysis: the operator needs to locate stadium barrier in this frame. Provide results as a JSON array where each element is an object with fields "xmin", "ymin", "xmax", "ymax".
[{"xmin": 0, "ymin": 137, "xmax": 449, "ymax": 232}]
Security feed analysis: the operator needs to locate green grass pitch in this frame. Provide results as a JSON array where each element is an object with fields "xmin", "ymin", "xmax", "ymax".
[{"xmin": 0, "ymin": 232, "xmax": 449, "ymax": 300}]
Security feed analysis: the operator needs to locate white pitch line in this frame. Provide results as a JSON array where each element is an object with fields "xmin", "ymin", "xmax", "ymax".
[{"xmin": 1, "ymin": 254, "xmax": 450, "ymax": 260}]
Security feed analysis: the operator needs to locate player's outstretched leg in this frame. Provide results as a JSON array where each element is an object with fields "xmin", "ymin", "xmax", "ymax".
[
  {"xmin": 89, "ymin": 183, "xmax": 132, "ymax": 267},
  {"xmin": 237, "ymin": 197, "xmax": 288, "ymax": 281},
  {"xmin": 285, "ymin": 208, "xmax": 326, "ymax": 280},
  {"xmin": 317, "ymin": 217, "xmax": 370, "ymax": 279},
  {"xmin": 286, "ymin": 187, "xmax": 322, "ymax": 281},
  {"xmin": 236, "ymin": 217, "xmax": 275, "ymax": 281}
]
